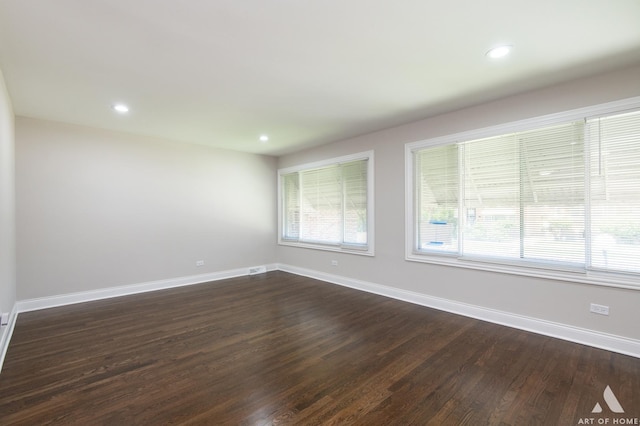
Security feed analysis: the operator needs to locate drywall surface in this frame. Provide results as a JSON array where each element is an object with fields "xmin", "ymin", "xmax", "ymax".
[
  {"xmin": 16, "ymin": 118, "xmax": 277, "ymax": 299},
  {"xmin": 0, "ymin": 68, "xmax": 15, "ymax": 314},
  {"xmin": 277, "ymin": 64, "xmax": 640, "ymax": 340}
]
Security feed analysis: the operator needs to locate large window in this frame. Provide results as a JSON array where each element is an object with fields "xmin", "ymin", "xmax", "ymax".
[
  {"xmin": 406, "ymin": 98, "xmax": 640, "ymax": 287},
  {"xmin": 279, "ymin": 151, "xmax": 374, "ymax": 255}
]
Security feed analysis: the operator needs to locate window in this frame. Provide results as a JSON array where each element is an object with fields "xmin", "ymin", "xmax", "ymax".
[
  {"xmin": 588, "ymin": 110, "xmax": 640, "ymax": 274},
  {"xmin": 279, "ymin": 151, "xmax": 374, "ymax": 255},
  {"xmin": 406, "ymin": 98, "xmax": 640, "ymax": 287}
]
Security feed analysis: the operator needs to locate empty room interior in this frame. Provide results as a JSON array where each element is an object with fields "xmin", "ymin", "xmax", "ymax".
[{"xmin": 1, "ymin": 1, "xmax": 640, "ymax": 424}]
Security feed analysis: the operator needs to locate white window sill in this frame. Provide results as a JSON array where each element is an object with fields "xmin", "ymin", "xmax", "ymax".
[{"xmin": 279, "ymin": 240, "xmax": 374, "ymax": 257}]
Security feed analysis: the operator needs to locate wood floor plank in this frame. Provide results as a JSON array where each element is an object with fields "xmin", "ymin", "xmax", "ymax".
[{"xmin": 1, "ymin": 271, "xmax": 639, "ymax": 425}]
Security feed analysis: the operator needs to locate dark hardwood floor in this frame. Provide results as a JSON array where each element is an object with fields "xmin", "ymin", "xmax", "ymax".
[{"xmin": 1, "ymin": 271, "xmax": 638, "ymax": 425}]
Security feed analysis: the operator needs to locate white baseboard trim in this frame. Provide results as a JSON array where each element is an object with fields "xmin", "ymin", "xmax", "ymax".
[
  {"xmin": 17, "ymin": 263, "xmax": 279, "ymax": 313},
  {"xmin": 0, "ymin": 303, "xmax": 19, "ymax": 373},
  {"xmin": 277, "ymin": 263, "xmax": 640, "ymax": 359},
  {"xmin": 3, "ymin": 262, "xmax": 638, "ymax": 372}
]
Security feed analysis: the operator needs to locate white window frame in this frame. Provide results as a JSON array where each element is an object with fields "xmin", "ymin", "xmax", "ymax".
[
  {"xmin": 405, "ymin": 97, "xmax": 640, "ymax": 290},
  {"xmin": 278, "ymin": 151, "xmax": 375, "ymax": 256}
]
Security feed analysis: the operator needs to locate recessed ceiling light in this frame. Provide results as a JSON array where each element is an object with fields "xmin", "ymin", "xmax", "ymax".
[
  {"xmin": 259, "ymin": 135, "xmax": 269, "ymax": 142},
  {"xmin": 112, "ymin": 104, "xmax": 129, "ymax": 113},
  {"xmin": 486, "ymin": 45, "xmax": 512, "ymax": 59}
]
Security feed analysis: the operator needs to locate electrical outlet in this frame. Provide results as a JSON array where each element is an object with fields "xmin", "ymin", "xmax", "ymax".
[
  {"xmin": 331, "ymin": 260, "xmax": 338, "ymax": 266},
  {"xmin": 1, "ymin": 312, "xmax": 8, "ymax": 326},
  {"xmin": 590, "ymin": 303, "xmax": 609, "ymax": 316},
  {"xmin": 196, "ymin": 260, "xmax": 205, "ymax": 267}
]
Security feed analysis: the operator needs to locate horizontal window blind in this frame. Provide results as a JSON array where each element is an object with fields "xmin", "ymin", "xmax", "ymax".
[
  {"xmin": 282, "ymin": 173, "xmax": 300, "ymax": 240},
  {"xmin": 516, "ymin": 122, "xmax": 585, "ymax": 265},
  {"xmin": 299, "ymin": 165, "xmax": 342, "ymax": 244},
  {"xmin": 415, "ymin": 144, "xmax": 459, "ymax": 253},
  {"xmin": 460, "ymin": 121, "xmax": 585, "ymax": 263},
  {"xmin": 587, "ymin": 109, "xmax": 640, "ymax": 274},
  {"xmin": 342, "ymin": 160, "xmax": 368, "ymax": 246},
  {"xmin": 281, "ymin": 157, "xmax": 370, "ymax": 250},
  {"xmin": 462, "ymin": 132, "xmax": 521, "ymax": 259}
]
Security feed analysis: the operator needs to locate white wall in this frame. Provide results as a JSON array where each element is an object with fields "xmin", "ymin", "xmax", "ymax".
[
  {"xmin": 0, "ymin": 68, "xmax": 16, "ymax": 316},
  {"xmin": 16, "ymin": 118, "xmax": 277, "ymax": 300},
  {"xmin": 277, "ymin": 64, "xmax": 640, "ymax": 341}
]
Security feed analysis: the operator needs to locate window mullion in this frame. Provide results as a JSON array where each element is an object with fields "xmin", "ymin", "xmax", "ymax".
[
  {"xmin": 340, "ymin": 164, "xmax": 346, "ymax": 248},
  {"xmin": 413, "ymin": 150, "xmax": 421, "ymax": 253},
  {"xmin": 584, "ymin": 118, "xmax": 593, "ymax": 270},
  {"xmin": 519, "ymin": 136, "xmax": 525, "ymax": 260},
  {"xmin": 458, "ymin": 143, "xmax": 465, "ymax": 257}
]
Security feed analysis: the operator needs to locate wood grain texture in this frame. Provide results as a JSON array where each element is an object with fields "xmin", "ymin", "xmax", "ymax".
[{"xmin": 1, "ymin": 271, "xmax": 638, "ymax": 424}]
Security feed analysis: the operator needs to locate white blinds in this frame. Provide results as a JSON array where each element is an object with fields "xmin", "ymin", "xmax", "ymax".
[
  {"xmin": 462, "ymin": 132, "xmax": 521, "ymax": 259},
  {"xmin": 416, "ymin": 122, "xmax": 585, "ymax": 265},
  {"xmin": 299, "ymin": 165, "xmax": 342, "ymax": 244},
  {"xmin": 282, "ymin": 173, "xmax": 300, "ymax": 240},
  {"xmin": 415, "ymin": 144, "xmax": 459, "ymax": 253},
  {"xmin": 342, "ymin": 160, "xmax": 368, "ymax": 246},
  {"xmin": 282, "ymin": 158, "xmax": 368, "ymax": 248},
  {"xmin": 462, "ymin": 121, "xmax": 586, "ymax": 264},
  {"xmin": 587, "ymin": 109, "xmax": 640, "ymax": 273},
  {"xmin": 414, "ymin": 109, "xmax": 640, "ymax": 276},
  {"xmin": 408, "ymin": 101, "xmax": 640, "ymax": 285}
]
